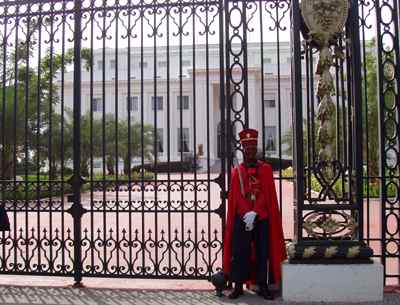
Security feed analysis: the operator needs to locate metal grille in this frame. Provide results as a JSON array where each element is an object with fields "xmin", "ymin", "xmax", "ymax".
[{"xmin": 0, "ymin": 0, "xmax": 399, "ymax": 286}]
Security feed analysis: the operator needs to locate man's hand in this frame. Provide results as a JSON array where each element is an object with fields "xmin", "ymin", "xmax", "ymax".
[{"xmin": 243, "ymin": 211, "xmax": 257, "ymax": 231}]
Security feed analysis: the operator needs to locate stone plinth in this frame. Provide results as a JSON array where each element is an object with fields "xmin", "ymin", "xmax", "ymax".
[{"xmin": 282, "ymin": 259, "xmax": 383, "ymax": 302}]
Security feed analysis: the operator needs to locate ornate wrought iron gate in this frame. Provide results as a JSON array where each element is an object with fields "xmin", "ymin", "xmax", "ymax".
[{"xmin": 0, "ymin": 0, "xmax": 399, "ymax": 286}]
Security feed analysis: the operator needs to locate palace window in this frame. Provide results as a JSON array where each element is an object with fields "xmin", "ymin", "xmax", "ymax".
[
  {"xmin": 264, "ymin": 99, "xmax": 276, "ymax": 108},
  {"xmin": 265, "ymin": 126, "xmax": 277, "ymax": 152},
  {"xmin": 177, "ymin": 96, "xmax": 189, "ymax": 110},
  {"xmin": 93, "ymin": 98, "xmax": 102, "ymax": 112},
  {"xmin": 127, "ymin": 96, "xmax": 139, "ymax": 112},
  {"xmin": 151, "ymin": 96, "xmax": 163, "ymax": 111}
]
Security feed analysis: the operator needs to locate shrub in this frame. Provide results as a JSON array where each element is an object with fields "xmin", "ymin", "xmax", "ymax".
[
  {"xmin": 280, "ymin": 166, "xmax": 397, "ymax": 198},
  {"xmin": 281, "ymin": 166, "xmax": 293, "ymax": 178},
  {"xmin": 132, "ymin": 160, "xmax": 197, "ymax": 173},
  {"xmin": 131, "ymin": 169, "xmax": 154, "ymax": 180}
]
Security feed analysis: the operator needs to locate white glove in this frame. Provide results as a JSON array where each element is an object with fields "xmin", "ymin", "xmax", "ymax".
[{"xmin": 243, "ymin": 211, "xmax": 257, "ymax": 231}]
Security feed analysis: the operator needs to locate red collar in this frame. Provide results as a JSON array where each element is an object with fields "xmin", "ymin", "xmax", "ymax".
[{"xmin": 244, "ymin": 162, "xmax": 259, "ymax": 176}]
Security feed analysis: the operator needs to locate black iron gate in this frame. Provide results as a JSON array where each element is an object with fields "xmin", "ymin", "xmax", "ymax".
[{"xmin": 0, "ymin": 0, "xmax": 399, "ymax": 286}]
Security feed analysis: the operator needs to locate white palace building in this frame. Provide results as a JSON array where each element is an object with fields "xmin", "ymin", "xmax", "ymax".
[{"xmin": 60, "ymin": 42, "xmax": 309, "ymax": 170}]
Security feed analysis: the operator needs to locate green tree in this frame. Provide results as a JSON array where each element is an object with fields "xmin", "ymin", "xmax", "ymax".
[
  {"xmin": 42, "ymin": 111, "xmax": 73, "ymax": 179},
  {"xmin": 0, "ymin": 20, "xmax": 90, "ymax": 179},
  {"xmin": 0, "ymin": 48, "xmax": 74, "ymax": 178},
  {"xmin": 78, "ymin": 113, "xmax": 154, "ymax": 177},
  {"xmin": 282, "ymin": 118, "xmax": 321, "ymax": 164},
  {"xmin": 362, "ymin": 39, "xmax": 380, "ymax": 178},
  {"xmin": 282, "ymin": 40, "xmax": 387, "ymax": 179},
  {"xmin": 120, "ymin": 121, "xmax": 154, "ymax": 175}
]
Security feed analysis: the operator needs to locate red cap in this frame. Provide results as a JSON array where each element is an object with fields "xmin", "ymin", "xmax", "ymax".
[{"xmin": 239, "ymin": 128, "xmax": 258, "ymax": 147}]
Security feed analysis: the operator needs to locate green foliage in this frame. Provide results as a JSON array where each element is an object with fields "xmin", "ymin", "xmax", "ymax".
[
  {"xmin": 281, "ymin": 166, "xmax": 294, "ymax": 178},
  {"xmin": 361, "ymin": 39, "xmax": 380, "ymax": 177},
  {"xmin": 79, "ymin": 113, "xmax": 154, "ymax": 178},
  {"xmin": 281, "ymin": 166, "xmax": 396, "ymax": 198},
  {"xmin": 131, "ymin": 169, "xmax": 154, "ymax": 181},
  {"xmin": 0, "ymin": 19, "xmax": 156, "ymax": 182},
  {"xmin": 282, "ymin": 40, "xmax": 387, "ymax": 181},
  {"xmin": 0, "ymin": 21, "xmax": 91, "ymax": 179},
  {"xmin": 281, "ymin": 119, "xmax": 322, "ymax": 163},
  {"xmin": 0, "ymin": 169, "xmax": 156, "ymax": 200}
]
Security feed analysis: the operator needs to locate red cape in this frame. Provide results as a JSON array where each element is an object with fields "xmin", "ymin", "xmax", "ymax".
[{"xmin": 223, "ymin": 161, "xmax": 287, "ymax": 284}]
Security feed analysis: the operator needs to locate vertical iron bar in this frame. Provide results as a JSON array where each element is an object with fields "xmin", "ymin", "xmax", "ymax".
[
  {"xmin": 191, "ymin": 4, "xmax": 198, "ymax": 276},
  {"xmin": 1, "ymin": 12, "xmax": 7, "ymax": 272},
  {"xmin": 346, "ymin": 32, "xmax": 354, "ymax": 225},
  {"xmin": 140, "ymin": 4, "xmax": 145, "ymax": 276},
  {"xmin": 12, "ymin": 9, "xmax": 19, "ymax": 273},
  {"xmin": 259, "ymin": 0, "xmax": 265, "ymax": 157},
  {"xmin": 218, "ymin": 0, "xmax": 226, "ymax": 275},
  {"xmin": 360, "ymin": 0, "xmax": 371, "ymax": 244},
  {"xmin": 60, "ymin": 0, "xmax": 66, "ymax": 274},
  {"xmin": 335, "ymin": 55, "xmax": 341, "ymax": 162},
  {"xmin": 166, "ymin": 3, "xmax": 172, "ymax": 276},
  {"xmin": 305, "ymin": 44, "xmax": 312, "ymax": 204},
  {"xmin": 178, "ymin": 4, "xmax": 184, "ymax": 277},
  {"xmin": 339, "ymin": 37, "xmax": 347, "ymax": 204},
  {"xmin": 36, "ymin": 12, "xmax": 43, "ymax": 275},
  {"xmin": 72, "ymin": 0, "xmax": 83, "ymax": 284},
  {"xmin": 127, "ymin": 0, "xmax": 132, "ymax": 275},
  {"xmin": 114, "ymin": 5, "xmax": 120, "ymax": 275},
  {"xmin": 101, "ymin": 3, "xmax": 107, "ymax": 275},
  {"xmin": 152, "ymin": 4, "xmax": 159, "ymax": 276},
  {"xmin": 89, "ymin": 3, "xmax": 95, "ymax": 276},
  {"xmin": 275, "ymin": 4, "xmax": 283, "ymax": 214},
  {"xmin": 290, "ymin": 0, "xmax": 304, "ymax": 242},
  {"xmin": 340, "ymin": 41, "xmax": 349, "ymax": 188},
  {"xmin": 348, "ymin": 0, "xmax": 364, "ymax": 241},
  {"xmin": 241, "ymin": 0, "xmax": 249, "ymax": 126},
  {"xmin": 204, "ymin": 0, "xmax": 212, "ymax": 275},
  {"xmin": 24, "ymin": 7, "xmax": 31, "ymax": 273},
  {"xmin": 48, "ymin": 2, "xmax": 55, "ymax": 272},
  {"xmin": 309, "ymin": 52, "xmax": 316, "ymax": 169}
]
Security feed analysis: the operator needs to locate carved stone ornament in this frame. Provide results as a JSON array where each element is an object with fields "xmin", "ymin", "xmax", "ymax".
[{"xmin": 300, "ymin": 0, "xmax": 349, "ymax": 47}]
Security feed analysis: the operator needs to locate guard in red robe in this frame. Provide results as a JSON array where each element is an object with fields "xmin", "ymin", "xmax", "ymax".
[{"xmin": 223, "ymin": 128, "xmax": 287, "ymax": 299}]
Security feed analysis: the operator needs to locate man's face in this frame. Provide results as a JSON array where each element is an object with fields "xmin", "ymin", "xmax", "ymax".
[{"xmin": 243, "ymin": 144, "xmax": 257, "ymax": 162}]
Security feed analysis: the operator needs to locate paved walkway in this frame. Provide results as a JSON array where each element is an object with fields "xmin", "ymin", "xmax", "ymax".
[{"xmin": 0, "ymin": 285, "xmax": 398, "ymax": 305}]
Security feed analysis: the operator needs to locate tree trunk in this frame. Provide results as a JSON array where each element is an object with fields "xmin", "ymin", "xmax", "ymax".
[
  {"xmin": 0, "ymin": 151, "xmax": 14, "ymax": 180},
  {"xmin": 81, "ymin": 159, "xmax": 90, "ymax": 178},
  {"xmin": 106, "ymin": 156, "xmax": 115, "ymax": 176},
  {"xmin": 123, "ymin": 155, "xmax": 130, "ymax": 175}
]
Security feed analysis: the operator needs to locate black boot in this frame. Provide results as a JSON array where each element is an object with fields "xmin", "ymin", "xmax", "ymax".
[
  {"xmin": 228, "ymin": 282, "xmax": 244, "ymax": 299},
  {"xmin": 258, "ymin": 284, "xmax": 274, "ymax": 300}
]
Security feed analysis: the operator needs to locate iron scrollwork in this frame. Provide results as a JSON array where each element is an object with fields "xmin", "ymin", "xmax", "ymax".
[{"xmin": 301, "ymin": 0, "xmax": 349, "ymax": 180}]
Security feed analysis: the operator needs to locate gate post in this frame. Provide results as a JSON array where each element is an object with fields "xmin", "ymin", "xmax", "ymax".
[
  {"xmin": 288, "ymin": 0, "xmax": 373, "ymax": 263},
  {"xmin": 283, "ymin": 2, "xmax": 383, "ymax": 300}
]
